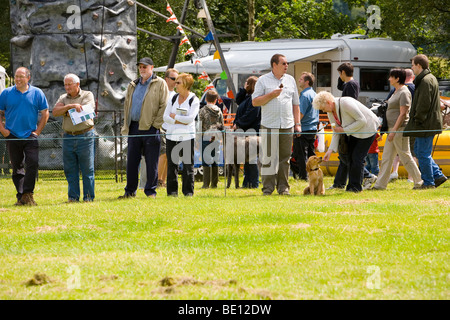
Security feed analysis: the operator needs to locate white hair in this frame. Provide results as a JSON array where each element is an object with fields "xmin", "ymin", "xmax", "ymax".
[
  {"xmin": 312, "ymin": 91, "xmax": 335, "ymax": 110},
  {"xmin": 64, "ymin": 73, "xmax": 80, "ymax": 84}
]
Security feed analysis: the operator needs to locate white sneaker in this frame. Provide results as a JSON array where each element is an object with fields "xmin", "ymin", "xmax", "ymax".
[
  {"xmin": 389, "ymin": 172, "xmax": 398, "ymax": 182},
  {"xmin": 363, "ymin": 175, "xmax": 377, "ymax": 190}
]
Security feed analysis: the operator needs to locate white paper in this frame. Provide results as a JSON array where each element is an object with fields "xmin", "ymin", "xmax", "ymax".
[{"xmin": 68, "ymin": 104, "xmax": 96, "ymax": 125}]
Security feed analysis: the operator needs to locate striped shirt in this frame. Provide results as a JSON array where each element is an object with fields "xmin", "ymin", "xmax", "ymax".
[{"xmin": 252, "ymin": 72, "xmax": 299, "ymax": 129}]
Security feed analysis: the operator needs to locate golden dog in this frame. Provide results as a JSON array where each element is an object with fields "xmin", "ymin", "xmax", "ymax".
[{"xmin": 303, "ymin": 156, "xmax": 325, "ymax": 196}]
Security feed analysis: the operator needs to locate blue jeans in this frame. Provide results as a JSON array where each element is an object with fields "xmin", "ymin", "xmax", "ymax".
[
  {"xmin": 63, "ymin": 130, "xmax": 95, "ymax": 201},
  {"xmin": 414, "ymin": 136, "xmax": 445, "ymax": 186},
  {"xmin": 365, "ymin": 153, "xmax": 379, "ymax": 176}
]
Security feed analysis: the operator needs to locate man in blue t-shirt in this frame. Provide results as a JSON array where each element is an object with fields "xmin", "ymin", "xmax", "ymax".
[
  {"xmin": 293, "ymin": 72, "xmax": 318, "ymax": 180},
  {"xmin": 0, "ymin": 67, "xmax": 49, "ymax": 206}
]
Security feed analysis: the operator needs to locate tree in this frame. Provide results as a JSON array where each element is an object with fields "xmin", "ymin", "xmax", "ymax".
[
  {"xmin": 343, "ymin": 0, "xmax": 450, "ymax": 77},
  {"xmin": 0, "ymin": 2, "xmax": 12, "ymax": 75}
]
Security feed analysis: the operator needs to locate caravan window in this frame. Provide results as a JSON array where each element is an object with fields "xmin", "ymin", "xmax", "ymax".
[
  {"xmin": 360, "ymin": 69, "xmax": 390, "ymax": 92},
  {"xmin": 316, "ymin": 63, "xmax": 332, "ymax": 87}
]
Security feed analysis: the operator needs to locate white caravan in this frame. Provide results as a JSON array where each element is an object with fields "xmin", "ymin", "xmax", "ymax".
[{"xmin": 155, "ymin": 34, "xmax": 417, "ymax": 108}]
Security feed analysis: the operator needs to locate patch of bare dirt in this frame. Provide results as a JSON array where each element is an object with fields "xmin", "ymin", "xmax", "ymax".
[
  {"xmin": 35, "ymin": 225, "xmax": 67, "ymax": 233},
  {"xmin": 22, "ymin": 273, "xmax": 52, "ymax": 286},
  {"xmin": 99, "ymin": 275, "xmax": 118, "ymax": 281},
  {"xmin": 153, "ymin": 276, "xmax": 238, "ymax": 294},
  {"xmin": 291, "ymin": 223, "xmax": 311, "ymax": 230}
]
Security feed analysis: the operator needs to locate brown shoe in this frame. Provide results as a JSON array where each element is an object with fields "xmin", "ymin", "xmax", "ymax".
[{"xmin": 20, "ymin": 193, "xmax": 37, "ymax": 206}]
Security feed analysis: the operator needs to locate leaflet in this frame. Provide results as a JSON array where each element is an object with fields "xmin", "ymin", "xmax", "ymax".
[{"xmin": 68, "ymin": 103, "xmax": 96, "ymax": 125}]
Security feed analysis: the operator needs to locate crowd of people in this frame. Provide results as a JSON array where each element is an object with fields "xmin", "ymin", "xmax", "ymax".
[{"xmin": 0, "ymin": 53, "xmax": 447, "ymax": 205}]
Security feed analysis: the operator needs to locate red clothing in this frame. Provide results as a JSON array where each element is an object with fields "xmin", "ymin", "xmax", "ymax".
[{"xmin": 368, "ymin": 133, "xmax": 380, "ymax": 154}]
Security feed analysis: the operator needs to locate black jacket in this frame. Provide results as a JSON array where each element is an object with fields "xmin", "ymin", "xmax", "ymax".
[{"xmin": 234, "ymin": 88, "xmax": 261, "ymax": 132}]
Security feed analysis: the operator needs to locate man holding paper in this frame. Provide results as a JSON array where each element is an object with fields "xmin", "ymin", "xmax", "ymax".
[{"xmin": 53, "ymin": 73, "xmax": 96, "ymax": 202}]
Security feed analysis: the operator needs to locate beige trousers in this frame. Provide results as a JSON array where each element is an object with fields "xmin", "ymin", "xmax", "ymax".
[
  {"xmin": 260, "ymin": 126, "xmax": 293, "ymax": 194},
  {"xmin": 374, "ymin": 127, "xmax": 422, "ymax": 189}
]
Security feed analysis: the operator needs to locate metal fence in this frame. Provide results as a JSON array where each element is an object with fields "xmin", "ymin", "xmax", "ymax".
[{"xmin": 0, "ymin": 110, "xmax": 126, "ymax": 182}]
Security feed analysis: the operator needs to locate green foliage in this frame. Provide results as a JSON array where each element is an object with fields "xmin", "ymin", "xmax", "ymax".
[
  {"xmin": 254, "ymin": 0, "xmax": 358, "ymax": 41},
  {"xmin": 0, "ymin": 1, "xmax": 11, "ymax": 74}
]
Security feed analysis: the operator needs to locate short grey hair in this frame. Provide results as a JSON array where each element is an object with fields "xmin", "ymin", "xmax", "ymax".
[
  {"xmin": 64, "ymin": 73, "xmax": 80, "ymax": 84},
  {"xmin": 312, "ymin": 91, "xmax": 335, "ymax": 110}
]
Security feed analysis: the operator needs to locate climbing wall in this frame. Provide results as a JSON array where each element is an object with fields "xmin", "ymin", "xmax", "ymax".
[{"xmin": 9, "ymin": 0, "xmax": 138, "ymax": 169}]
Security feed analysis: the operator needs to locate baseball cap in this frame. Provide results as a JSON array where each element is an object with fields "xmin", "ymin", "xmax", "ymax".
[{"xmin": 137, "ymin": 57, "xmax": 154, "ymax": 66}]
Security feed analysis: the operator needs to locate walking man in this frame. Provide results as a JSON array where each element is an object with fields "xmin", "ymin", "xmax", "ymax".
[
  {"xmin": 252, "ymin": 54, "xmax": 301, "ymax": 195},
  {"xmin": 53, "ymin": 73, "xmax": 96, "ymax": 202},
  {"xmin": 0, "ymin": 67, "xmax": 49, "ymax": 205},
  {"xmin": 119, "ymin": 57, "xmax": 169, "ymax": 199},
  {"xmin": 405, "ymin": 54, "xmax": 447, "ymax": 188}
]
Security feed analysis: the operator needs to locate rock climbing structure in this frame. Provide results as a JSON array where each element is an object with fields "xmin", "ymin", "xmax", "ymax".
[{"xmin": 9, "ymin": 0, "xmax": 137, "ymax": 171}]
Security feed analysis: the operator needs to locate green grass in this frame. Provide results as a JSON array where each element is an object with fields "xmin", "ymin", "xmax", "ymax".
[{"xmin": 0, "ymin": 176, "xmax": 449, "ymax": 300}]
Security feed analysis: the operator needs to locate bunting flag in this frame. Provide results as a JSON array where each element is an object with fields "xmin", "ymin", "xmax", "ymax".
[
  {"xmin": 199, "ymin": 71, "xmax": 210, "ymax": 80},
  {"xmin": 220, "ymin": 71, "xmax": 228, "ymax": 80},
  {"xmin": 194, "ymin": 59, "xmax": 202, "ymax": 65},
  {"xmin": 203, "ymin": 31, "xmax": 214, "ymax": 41},
  {"xmin": 166, "ymin": 3, "xmax": 173, "ymax": 15},
  {"xmin": 184, "ymin": 47, "xmax": 195, "ymax": 56},
  {"xmin": 204, "ymin": 83, "xmax": 215, "ymax": 91},
  {"xmin": 166, "ymin": 14, "xmax": 178, "ymax": 23},
  {"xmin": 176, "ymin": 25, "xmax": 184, "ymax": 33},
  {"xmin": 213, "ymin": 50, "xmax": 221, "ymax": 60},
  {"xmin": 179, "ymin": 36, "xmax": 190, "ymax": 46},
  {"xmin": 227, "ymin": 90, "xmax": 235, "ymax": 99}
]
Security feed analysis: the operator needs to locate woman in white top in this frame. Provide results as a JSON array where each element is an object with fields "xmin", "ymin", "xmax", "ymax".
[
  {"xmin": 163, "ymin": 73, "xmax": 200, "ymax": 196},
  {"xmin": 372, "ymin": 69, "xmax": 422, "ymax": 190},
  {"xmin": 313, "ymin": 91, "xmax": 380, "ymax": 192}
]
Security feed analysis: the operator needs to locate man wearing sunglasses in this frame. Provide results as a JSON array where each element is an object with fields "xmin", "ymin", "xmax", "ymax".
[
  {"xmin": 252, "ymin": 54, "xmax": 301, "ymax": 196},
  {"xmin": 120, "ymin": 57, "xmax": 169, "ymax": 199}
]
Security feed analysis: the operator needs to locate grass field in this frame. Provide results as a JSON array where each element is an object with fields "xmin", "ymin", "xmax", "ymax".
[{"xmin": 0, "ymin": 176, "xmax": 449, "ymax": 300}]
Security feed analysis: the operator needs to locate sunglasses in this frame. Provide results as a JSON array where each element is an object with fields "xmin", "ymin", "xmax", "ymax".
[{"xmin": 168, "ymin": 77, "xmax": 177, "ymax": 81}]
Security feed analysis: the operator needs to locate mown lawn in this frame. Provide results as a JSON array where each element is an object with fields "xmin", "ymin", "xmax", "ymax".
[{"xmin": 0, "ymin": 176, "xmax": 449, "ymax": 300}]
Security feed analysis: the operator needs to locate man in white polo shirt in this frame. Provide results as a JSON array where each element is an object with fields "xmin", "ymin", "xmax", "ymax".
[{"xmin": 252, "ymin": 54, "xmax": 301, "ymax": 195}]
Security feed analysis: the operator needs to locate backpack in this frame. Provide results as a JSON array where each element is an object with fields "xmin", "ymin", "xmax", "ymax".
[{"xmin": 172, "ymin": 93, "xmax": 195, "ymax": 106}]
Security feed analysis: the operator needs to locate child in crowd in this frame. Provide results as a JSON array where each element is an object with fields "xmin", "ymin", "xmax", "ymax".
[
  {"xmin": 365, "ymin": 132, "xmax": 381, "ymax": 176},
  {"xmin": 199, "ymin": 89, "xmax": 224, "ymax": 189}
]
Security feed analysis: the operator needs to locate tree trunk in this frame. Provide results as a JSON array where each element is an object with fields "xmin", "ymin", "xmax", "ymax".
[{"xmin": 248, "ymin": 0, "xmax": 255, "ymax": 41}]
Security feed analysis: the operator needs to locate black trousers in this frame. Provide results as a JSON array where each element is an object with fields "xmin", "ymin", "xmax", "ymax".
[
  {"xmin": 293, "ymin": 130, "xmax": 317, "ymax": 180},
  {"xmin": 166, "ymin": 138, "xmax": 195, "ymax": 196},
  {"xmin": 6, "ymin": 134, "xmax": 39, "ymax": 200}
]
